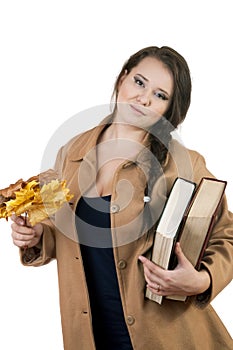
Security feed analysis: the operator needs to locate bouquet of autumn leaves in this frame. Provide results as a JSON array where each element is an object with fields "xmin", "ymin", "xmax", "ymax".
[{"xmin": 0, "ymin": 169, "xmax": 73, "ymax": 226}]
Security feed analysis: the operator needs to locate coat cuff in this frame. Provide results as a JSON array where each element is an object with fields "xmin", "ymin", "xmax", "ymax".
[
  {"xmin": 192, "ymin": 264, "xmax": 212, "ymax": 308},
  {"xmin": 21, "ymin": 245, "xmax": 42, "ymax": 264}
]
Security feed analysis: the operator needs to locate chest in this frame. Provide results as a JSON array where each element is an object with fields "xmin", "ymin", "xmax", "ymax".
[
  {"xmin": 92, "ymin": 159, "xmax": 124, "ymax": 196},
  {"xmin": 84, "ymin": 145, "xmax": 142, "ymax": 197}
]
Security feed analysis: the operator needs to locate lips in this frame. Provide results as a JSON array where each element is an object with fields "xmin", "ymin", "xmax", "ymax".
[{"xmin": 129, "ymin": 104, "xmax": 146, "ymax": 116}]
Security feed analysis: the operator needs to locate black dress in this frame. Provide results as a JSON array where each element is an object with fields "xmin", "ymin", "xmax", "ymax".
[{"xmin": 75, "ymin": 195, "xmax": 133, "ymax": 350}]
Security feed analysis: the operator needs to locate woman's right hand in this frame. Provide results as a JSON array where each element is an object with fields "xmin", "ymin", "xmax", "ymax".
[{"xmin": 11, "ymin": 214, "xmax": 44, "ymax": 249}]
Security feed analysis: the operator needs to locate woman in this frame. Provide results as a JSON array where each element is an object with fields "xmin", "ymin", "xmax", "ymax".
[{"xmin": 11, "ymin": 46, "xmax": 233, "ymax": 349}]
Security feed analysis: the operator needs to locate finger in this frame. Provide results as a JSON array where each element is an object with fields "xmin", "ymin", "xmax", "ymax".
[
  {"xmin": 138, "ymin": 255, "xmax": 160, "ymax": 272},
  {"xmin": 140, "ymin": 263, "xmax": 164, "ymax": 293},
  {"xmin": 11, "ymin": 222, "xmax": 35, "ymax": 236},
  {"xmin": 12, "ymin": 230, "xmax": 35, "ymax": 241},
  {"xmin": 143, "ymin": 264, "xmax": 157, "ymax": 281},
  {"xmin": 10, "ymin": 214, "xmax": 26, "ymax": 226},
  {"xmin": 175, "ymin": 242, "xmax": 190, "ymax": 267},
  {"xmin": 147, "ymin": 284, "xmax": 164, "ymax": 295},
  {"xmin": 139, "ymin": 255, "xmax": 167, "ymax": 280},
  {"xmin": 13, "ymin": 239, "xmax": 30, "ymax": 249},
  {"xmin": 138, "ymin": 255, "xmax": 149, "ymax": 264}
]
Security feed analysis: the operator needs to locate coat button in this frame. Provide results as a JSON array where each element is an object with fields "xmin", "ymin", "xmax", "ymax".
[
  {"xmin": 143, "ymin": 196, "xmax": 151, "ymax": 203},
  {"xmin": 126, "ymin": 315, "xmax": 135, "ymax": 325},
  {"xmin": 117, "ymin": 259, "xmax": 127, "ymax": 269},
  {"xmin": 110, "ymin": 204, "xmax": 120, "ymax": 213}
]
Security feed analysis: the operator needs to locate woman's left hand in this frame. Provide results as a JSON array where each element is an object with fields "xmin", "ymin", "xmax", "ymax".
[{"xmin": 138, "ymin": 242, "xmax": 211, "ymax": 296}]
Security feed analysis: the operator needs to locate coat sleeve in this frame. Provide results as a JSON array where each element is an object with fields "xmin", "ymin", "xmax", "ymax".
[{"xmin": 189, "ymin": 151, "xmax": 233, "ymax": 308}]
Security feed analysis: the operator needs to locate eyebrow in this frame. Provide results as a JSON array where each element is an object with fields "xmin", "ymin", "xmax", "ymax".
[{"xmin": 136, "ymin": 73, "xmax": 170, "ymax": 97}]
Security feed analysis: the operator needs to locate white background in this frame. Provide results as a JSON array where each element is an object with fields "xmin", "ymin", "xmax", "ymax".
[{"xmin": 0, "ymin": 0, "xmax": 232, "ymax": 348}]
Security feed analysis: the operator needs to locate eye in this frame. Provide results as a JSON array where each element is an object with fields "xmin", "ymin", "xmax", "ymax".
[
  {"xmin": 154, "ymin": 92, "xmax": 168, "ymax": 101},
  {"xmin": 134, "ymin": 76, "xmax": 144, "ymax": 87}
]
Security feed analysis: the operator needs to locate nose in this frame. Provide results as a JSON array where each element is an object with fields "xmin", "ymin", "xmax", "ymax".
[{"xmin": 136, "ymin": 89, "xmax": 151, "ymax": 106}]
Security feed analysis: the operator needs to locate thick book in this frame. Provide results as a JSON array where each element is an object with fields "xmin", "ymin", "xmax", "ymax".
[
  {"xmin": 145, "ymin": 177, "xmax": 196, "ymax": 304},
  {"xmin": 167, "ymin": 177, "xmax": 227, "ymax": 301},
  {"xmin": 146, "ymin": 177, "xmax": 227, "ymax": 304}
]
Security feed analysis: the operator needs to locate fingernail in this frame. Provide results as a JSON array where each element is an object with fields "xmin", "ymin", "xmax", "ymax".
[{"xmin": 138, "ymin": 255, "xmax": 145, "ymax": 262}]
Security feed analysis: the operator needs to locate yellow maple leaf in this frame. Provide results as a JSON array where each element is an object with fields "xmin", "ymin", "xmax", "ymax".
[
  {"xmin": 28, "ymin": 180, "xmax": 73, "ymax": 226},
  {"xmin": 5, "ymin": 180, "xmax": 40, "ymax": 217},
  {"xmin": 1, "ymin": 176, "xmax": 73, "ymax": 226},
  {"xmin": 0, "ymin": 204, "xmax": 7, "ymax": 219}
]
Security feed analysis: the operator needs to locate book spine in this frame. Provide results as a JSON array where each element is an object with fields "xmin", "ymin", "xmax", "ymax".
[{"xmin": 195, "ymin": 203, "xmax": 223, "ymax": 270}]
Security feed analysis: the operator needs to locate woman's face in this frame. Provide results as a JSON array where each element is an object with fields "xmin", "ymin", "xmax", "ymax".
[{"xmin": 116, "ymin": 57, "xmax": 174, "ymax": 129}]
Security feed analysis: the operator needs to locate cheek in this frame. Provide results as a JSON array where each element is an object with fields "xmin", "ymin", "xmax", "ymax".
[
  {"xmin": 117, "ymin": 89, "xmax": 127, "ymax": 103},
  {"xmin": 117, "ymin": 81, "xmax": 133, "ymax": 102},
  {"xmin": 150, "ymin": 102, "xmax": 168, "ymax": 117}
]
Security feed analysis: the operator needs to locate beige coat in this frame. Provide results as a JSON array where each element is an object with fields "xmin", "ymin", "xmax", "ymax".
[{"xmin": 22, "ymin": 121, "xmax": 233, "ymax": 350}]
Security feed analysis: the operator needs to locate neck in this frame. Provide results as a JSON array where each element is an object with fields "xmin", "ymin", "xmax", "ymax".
[{"xmin": 102, "ymin": 121, "xmax": 148, "ymax": 144}]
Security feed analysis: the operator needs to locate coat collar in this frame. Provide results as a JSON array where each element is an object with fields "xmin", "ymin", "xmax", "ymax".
[
  {"xmin": 68, "ymin": 126, "xmax": 107, "ymax": 162},
  {"xmin": 67, "ymin": 114, "xmax": 158, "ymax": 171}
]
